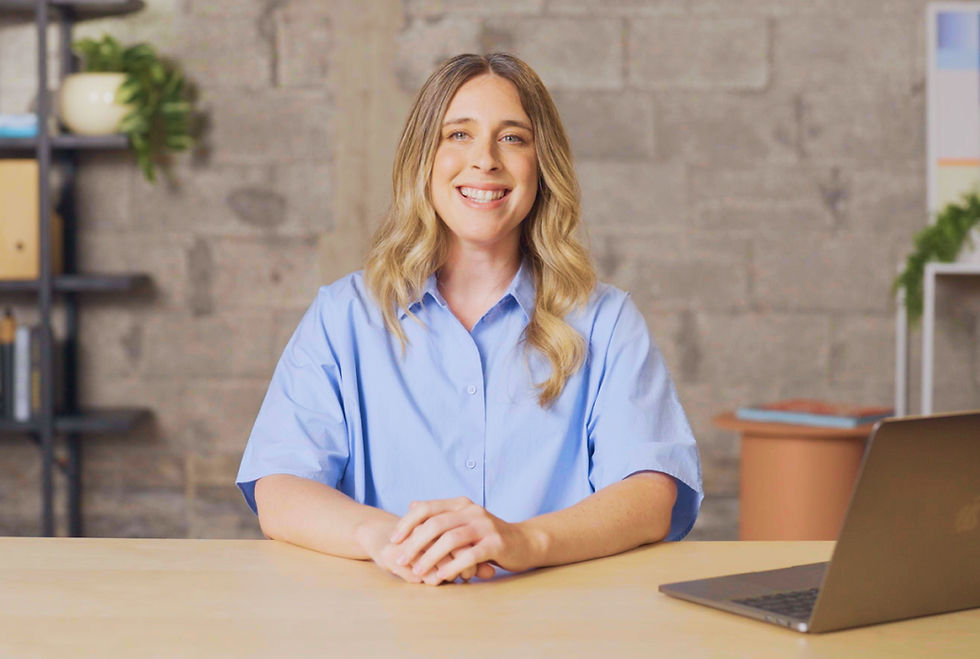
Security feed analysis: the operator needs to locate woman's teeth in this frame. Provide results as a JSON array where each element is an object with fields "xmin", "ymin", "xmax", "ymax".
[{"xmin": 459, "ymin": 187, "xmax": 508, "ymax": 202}]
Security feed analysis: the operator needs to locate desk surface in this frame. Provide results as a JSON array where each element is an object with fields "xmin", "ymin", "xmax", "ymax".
[{"xmin": 0, "ymin": 538, "xmax": 977, "ymax": 657}]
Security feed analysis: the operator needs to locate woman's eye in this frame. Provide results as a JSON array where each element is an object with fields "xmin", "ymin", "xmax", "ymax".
[
  {"xmin": 449, "ymin": 131, "xmax": 467, "ymax": 140},
  {"xmin": 502, "ymin": 134, "xmax": 524, "ymax": 143}
]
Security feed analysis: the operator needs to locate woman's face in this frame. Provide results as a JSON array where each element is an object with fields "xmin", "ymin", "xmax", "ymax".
[{"xmin": 430, "ymin": 74, "xmax": 538, "ymax": 254}]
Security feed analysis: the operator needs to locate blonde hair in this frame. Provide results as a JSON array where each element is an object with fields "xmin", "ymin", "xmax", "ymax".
[{"xmin": 364, "ymin": 53, "xmax": 596, "ymax": 406}]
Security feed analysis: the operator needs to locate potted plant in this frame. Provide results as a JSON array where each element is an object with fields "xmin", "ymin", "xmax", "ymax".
[
  {"xmin": 894, "ymin": 189, "xmax": 980, "ymax": 325},
  {"xmin": 57, "ymin": 34, "xmax": 197, "ymax": 183}
]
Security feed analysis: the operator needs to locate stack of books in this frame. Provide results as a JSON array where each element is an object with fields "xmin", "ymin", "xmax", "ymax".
[
  {"xmin": 0, "ymin": 308, "xmax": 63, "ymax": 422},
  {"xmin": 735, "ymin": 398, "xmax": 894, "ymax": 429}
]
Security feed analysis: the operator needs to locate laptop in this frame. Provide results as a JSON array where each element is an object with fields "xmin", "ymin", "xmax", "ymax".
[{"xmin": 659, "ymin": 410, "xmax": 980, "ymax": 633}]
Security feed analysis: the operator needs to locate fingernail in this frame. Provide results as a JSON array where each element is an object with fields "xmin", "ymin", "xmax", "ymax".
[
  {"xmin": 413, "ymin": 565, "xmax": 423, "ymax": 575},
  {"xmin": 396, "ymin": 554, "xmax": 407, "ymax": 566}
]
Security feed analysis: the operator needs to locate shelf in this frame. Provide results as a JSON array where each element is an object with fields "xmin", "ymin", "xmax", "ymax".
[
  {"xmin": 0, "ymin": 273, "xmax": 151, "ymax": 294},
  {"xmin": 0, "ymin": 1, "xmax": 144, "ymax": 19},
  {"xmin": 925, "ymin": 262, "xmax": 980, "ymax": 275},
  {"xmin": 0, "ymin": 134, "xmax": 129, "ymax": 151},
  {"xmin": 2, "ymin": 0, "xmax": 150, "ymax": 538},
  {"xmin": 0, "ymin": 407, "xmax": 150, "ymax": 435}
]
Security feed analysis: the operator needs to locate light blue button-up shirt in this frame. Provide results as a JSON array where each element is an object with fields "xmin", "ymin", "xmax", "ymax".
[{"xmin": 236, "ymin": 262, "xmax": 703, "ymax": 540}]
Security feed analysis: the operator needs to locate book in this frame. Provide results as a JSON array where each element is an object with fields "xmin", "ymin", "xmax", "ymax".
[
  {"xmin": 735, "ymin": 398, "xmax": 894, "ymax": 429},
  {"xmin": 0, "ymin": 113, "xmax": 37, "ymax": 138},
  {"xmin": 11, "ymin": 324, "xmax": 66, "ymax": 421},
  {"xmin": 0, "ymin": 308, "xmax": 14, "ymax": 419},
  {"xmin": 29, "ymin": 325, "xmax": 41, "ymax": 420},
  {"xmin": 13, "ymin": 325, "xmax": 30, "ymax": 421}
]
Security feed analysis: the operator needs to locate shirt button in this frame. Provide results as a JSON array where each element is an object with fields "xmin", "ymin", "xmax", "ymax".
[
  {"xmin": 466, "ymin": 384, "xmax": 477, "ymax": 395},
  {"xmin": 465, "ymin": 459, "xmax": 476, "ymax": 469}
]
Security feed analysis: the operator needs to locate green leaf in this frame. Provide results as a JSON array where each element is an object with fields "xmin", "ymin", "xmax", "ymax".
[
  {"xmin": 160, "ymin": 101, "xmax": 190, "ymax": 115},
  {"xmin": 116, "ymin": 81, "xmax": 144, "ymax": 104},
  {"xmin": 165, "ymin": 135, "xmax": 194, "ymax": 150},
  {"xmin": 149, "ymin": 62, "xmax": 166, "ymax": 85},
  {"xmin": 118, "ymin": 113, "xmax": 149, "ymax": 134},
  {"xmin": 123, "ymin": 43, "xmax": 154, "ymax": 60}
]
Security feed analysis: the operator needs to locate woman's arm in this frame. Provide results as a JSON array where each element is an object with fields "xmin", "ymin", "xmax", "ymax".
[
  {"xmin": 389, "ymin": 470, "xmax": 678, "ymax": 584},
  {"xmin": 519, "ymin": 471, "xmax": 677, "ymax": 568},
  {"xmin": 254, "ymin": 473, "xmax": 396, "ymax": 559}
]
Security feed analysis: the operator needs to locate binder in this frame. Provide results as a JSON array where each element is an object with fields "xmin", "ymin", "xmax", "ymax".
[{"xmin": 0, "ymin": 159, "xmax": 63, "ymax": 279}]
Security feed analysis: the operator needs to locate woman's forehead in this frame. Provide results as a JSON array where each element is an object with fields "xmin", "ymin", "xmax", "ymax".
[{"xmin": 442, "ymin": 74, "xmax": 531, "ymax": 126}]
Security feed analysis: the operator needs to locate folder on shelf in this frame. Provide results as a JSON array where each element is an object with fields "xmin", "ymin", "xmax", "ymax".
[{"xmin": 0, "ymin": 159, "xmax": 63, "ymax": 280}]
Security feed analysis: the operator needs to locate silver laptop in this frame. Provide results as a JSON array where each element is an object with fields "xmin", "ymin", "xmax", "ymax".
[{"xmin": 660, "ymin": 410, "xmax": 980, "ymax": 633}]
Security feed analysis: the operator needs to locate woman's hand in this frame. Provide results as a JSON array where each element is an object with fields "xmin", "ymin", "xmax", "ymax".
[
  {"xmin": 355, "ymin": 518, "xmax": 425, "ymax": 583},
  {"xmin": 388, "ymin": 497, "xmax": 542, "ymax": 586},
  {"xmin": 354, "ymin": 516, "xmax": 489, "ymax": 584}
]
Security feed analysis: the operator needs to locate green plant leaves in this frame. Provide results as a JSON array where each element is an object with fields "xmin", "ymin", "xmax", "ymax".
[
  {"xmin": 68, "ymin": 33, "xmax": 197, "ymax": 184},
  {"xmin": 115, "ymin": 78, "xmax": 144, "ymax": 104},
  {"xmin": 895, "ymin": 189, "xmax": 980, "ymax": 325}
]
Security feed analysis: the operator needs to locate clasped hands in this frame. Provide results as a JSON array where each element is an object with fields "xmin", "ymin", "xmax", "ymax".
[{"xmin": 360, "ymin": 496, "xmax": 539, "ymax": 586}]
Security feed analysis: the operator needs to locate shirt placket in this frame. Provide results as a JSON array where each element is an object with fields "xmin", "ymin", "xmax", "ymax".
[{"xmin": 456, "ymin": 331, "xmax": 487, "ymax": 506}]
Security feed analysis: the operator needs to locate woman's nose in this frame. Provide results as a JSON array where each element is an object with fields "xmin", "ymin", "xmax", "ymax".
[{"xmin": 470, "ymin": 137, "xmax": 500, "ymax": 171}]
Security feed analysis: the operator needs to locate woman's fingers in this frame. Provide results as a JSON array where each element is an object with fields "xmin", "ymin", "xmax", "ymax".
[
  {"xmin": 395, "ymin": 512, "xmax": 466, "ymax": 568},
  {"xmin": 475, "ymin": 562, "xmax": 496, "ymax": 580},
  {"xmin": 428, "ymin": 541, "xmax": 491, "ymax": 585},
  {"xmin": 432, "ymin": 556, "xmax": 454, "ymax": 583},
  {"xmin": 454, "ymin": 548, "xmax": 479, "ymax": 581},
  {"xmin": 381, "ymin": 498, "xmax": 503, "ymax": 585},
  {"xmin": 378, "ymin": 536, "xmax": 437, "ymax": 584},
  {"xmin": 389, "ymin": 497, "xmax": 472, "ymax": 544},
  {"xmin": 415, "ymin": 525, "xmax": 479, "ymax": 582}
]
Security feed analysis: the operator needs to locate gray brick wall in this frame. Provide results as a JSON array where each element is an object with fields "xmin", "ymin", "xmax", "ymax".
[{"xmin": 1, "ymin": 0, "xmax": 977, "ymax": 541}]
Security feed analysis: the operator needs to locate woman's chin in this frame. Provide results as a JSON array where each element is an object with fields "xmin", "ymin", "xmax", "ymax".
[{"xmin": 445, "ymin": 224, "xmax": 524, "ymax": 251}]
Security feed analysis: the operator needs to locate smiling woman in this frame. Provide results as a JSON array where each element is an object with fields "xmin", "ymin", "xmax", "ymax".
[{"xmin": 236, "ymin": 53, "xmax": 703, "ymax": 587}]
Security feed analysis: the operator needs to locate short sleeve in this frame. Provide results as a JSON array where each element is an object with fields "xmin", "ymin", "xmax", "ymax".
[
  {"xmin": 235, "ymin": 290, "xmax": 350, "ymax": 515},
  {"xmin": 586, "ymin": 294, "xmax": 704, "ymax": 541}
]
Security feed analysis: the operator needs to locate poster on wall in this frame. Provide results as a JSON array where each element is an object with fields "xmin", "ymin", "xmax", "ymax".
[{"xmin": 929, "ymin": 3, "xmax": 980, "ymax": 261}]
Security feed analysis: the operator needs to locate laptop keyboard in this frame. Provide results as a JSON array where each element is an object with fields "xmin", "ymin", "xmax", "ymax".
[{"xmin": 733, "ymin": 587, "xmax": 820, "ymax": 620}]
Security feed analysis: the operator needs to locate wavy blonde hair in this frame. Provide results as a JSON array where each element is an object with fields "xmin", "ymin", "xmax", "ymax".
[{"xmin": 364, "ymin": 53, "xmax": 596, "ymax": 406}]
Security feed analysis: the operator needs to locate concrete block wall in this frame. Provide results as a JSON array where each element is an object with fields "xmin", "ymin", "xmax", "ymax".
[{"xmin": 1, "ymin": 0, "xmax": 977, "ymax": 540}]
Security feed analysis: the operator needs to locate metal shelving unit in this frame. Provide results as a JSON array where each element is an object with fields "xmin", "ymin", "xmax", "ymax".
[{"xmin": 0, "ymin": 0, "xmax": 148, "ymax": 537}]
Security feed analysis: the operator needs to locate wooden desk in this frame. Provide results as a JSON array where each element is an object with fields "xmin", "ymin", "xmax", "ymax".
[{"xmin": 1, "ymin": 538, "xmax": 977, "ymax": 657}]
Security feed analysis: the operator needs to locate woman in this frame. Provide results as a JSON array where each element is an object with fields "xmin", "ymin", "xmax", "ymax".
[{"xmin": 236, "ymin": 53, "xmax": 702, "ymax": 586}]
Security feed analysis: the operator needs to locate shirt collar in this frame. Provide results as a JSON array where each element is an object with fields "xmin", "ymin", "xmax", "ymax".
[
  {"xmin": 506, "ymin": 258, "xmax": 536, "ymax": 321},
  {"xmin": 398, "ymin": 259, "xmax": 536, "ymax": 321}
]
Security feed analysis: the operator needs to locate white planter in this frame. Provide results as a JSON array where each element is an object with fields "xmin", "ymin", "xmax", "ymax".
[{"xmin": 57, "ymin": 72, "xmax": 133, "ymax": 136}]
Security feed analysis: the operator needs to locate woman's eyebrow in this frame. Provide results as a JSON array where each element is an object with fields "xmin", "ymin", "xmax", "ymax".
[{"xmin": 442, "ymin": 117, "xmax": 533, "ymax": 132}]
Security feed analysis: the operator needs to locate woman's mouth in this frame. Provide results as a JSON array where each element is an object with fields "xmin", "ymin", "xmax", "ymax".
[{"xmin": 456, "ymin": 186, "xmax": 510, "ymax": 209}]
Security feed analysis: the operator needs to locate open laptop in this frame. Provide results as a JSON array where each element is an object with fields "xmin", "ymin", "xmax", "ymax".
[{"xmin": 659, "ymin": 410, "xmax": 980, "ymax": 633}]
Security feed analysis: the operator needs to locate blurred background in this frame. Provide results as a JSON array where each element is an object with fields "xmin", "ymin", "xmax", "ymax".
[{"xmin": 1, "ymin": 0, "xmax": 978, "ymax": 541}]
